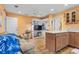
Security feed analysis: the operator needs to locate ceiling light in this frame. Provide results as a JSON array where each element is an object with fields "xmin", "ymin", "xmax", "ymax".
[
  {"xmin": 65, "ymin": 4, "xmax": 68, "ymax": 6},
  {"xmin": 50, "ymin": 9, "xmax": 54, "ymax": 11},
  {"xmin": 18, "ymin": 11, "xmax": 22, "ymax": 14}
]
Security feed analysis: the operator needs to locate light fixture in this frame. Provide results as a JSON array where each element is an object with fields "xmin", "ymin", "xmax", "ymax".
[
  {"xmin": 50, "ymin": 9, "xmax": 54, "ymax": 11},
  {"xmin": 64, "ymin": 4, "xmax": 68, "ymax": 6},
  {"xmin": 18, "ymin": 11, "xmax": 22, "ymax": 14},
  {"xmin": 49, "ymin": 9, "xmax": 54, "ymax": 14}
]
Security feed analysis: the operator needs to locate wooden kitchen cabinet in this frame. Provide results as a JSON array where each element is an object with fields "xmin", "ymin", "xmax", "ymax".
[
  {"xmin": 56, "ymin": 33, "xmax": 69, "ymax": 52},
  {"xmin": 74, "ymin": 32, "xmax": 79, "ymax": 48},
  {"xmin": 62, "ymin": 33, "xmax": 69, "ymax": 48},
  {"xmin": 46, "ymin": 32, "xmax": 79, "ymax": 53},
  {"xmin": 64, "ymin": 7, "xmax": 79, "ymax": 24},
  {"xmin": 46, "ymin": 33, "xmax": 56, "ymax": 53},
  {"xmin": 69, "ymin": 32, "xmax": 75, "ymax": 46},
  {"xmin": 56, "ymin": 35, "xmax": 62, "ymax": 51},
  {"xmin": 46, "ymin": 32, "xmax": 69, "ymax": 53},
  {"xmin": 65, "ymin": 12, "xmax": 71, "ymax": 23},
  {"xmin": 69, "ymin": 32, "xmax": 79, "ymax": 48}
]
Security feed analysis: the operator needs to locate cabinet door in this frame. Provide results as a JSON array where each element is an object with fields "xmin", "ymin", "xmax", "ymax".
[
  {"xmin": 56, "ymin": 33, "xmax": 69, "ymax": 52},
  {"xmin": 62, "ymin": 33, "xmax": 69, "ymax": 48},
  {"xmin": 74, "ymin": 33, "xmax": 79, "ymax": 48},
  {"xmin": 65, "ymin": 8, "xmax": 77, "ymax": 24},
  {"xmin": 71, "ymin": 11, "xmax": 76, "ymax": 23},
  {"xmin": 6, "ymin": 17, "xmax": 18, "ymax": 34},
  {"xmin": 65, "ymin": 13, "xmax": 70, "ymax": 23},
  {"xmin": 56, "ymin": 35, "xmax": 62, "ymax": 52},
  {"xmin": 76, "ymin": 8, "xmax": 79, "ymax": 22},
  {"xmin": 64, "ymin": 10, "xmax": 71, "ymax": 24},
  {"xmin": 69, "ymin": 32, "xmax": 75, "ymax": 46},
  {"xmin": 70, "ymin": 9, "xmax": 77, "ymax": 23},
  {"xmin": 56, "ymin": 33, "xmax": 63, "ymax": 52},
  {"xmin": 46, "ymin": 33, "xmax": 55, "ymax": 53}
]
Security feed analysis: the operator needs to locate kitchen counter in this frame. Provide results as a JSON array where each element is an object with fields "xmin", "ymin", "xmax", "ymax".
[
  {"xmin": 46, "ymin": 32, "xmax": 69, "ymax": 53},
  {"xmin": 46, "ymin": 30, "xmax": 79, "ymax": 33},
  {"xmin": 46, "ymin": 31, "xmax": 68, "ymax": 33},
  {"xmin": 46, "ymin": 30, "xmax": 79, "ymax": 53}
]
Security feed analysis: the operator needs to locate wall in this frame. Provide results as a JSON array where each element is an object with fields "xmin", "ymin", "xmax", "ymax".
[
  {"xmin": 6, "ymin": 12, "xmax": 32, "ymax": 35},
  {"xmin": 18, "ymin": 16, "xmax": 32, "ymax": 35},
  {"xmin": 6, "ymin": 12, "xmax": 50, "ymax": 37},
  {"xmin": 4, "ymin": 5, "xmax": 79, "ymax": 35},
  {"xmin": 6, "ymin": 6, "xmax": 79, "ymax": 36},
  {"xmin": 48, "ymin": 14, "xmax": 53, "ymax": 31},
  {"xmin": 0, "ymin": 4, "xmax": 6, "ymax": 34}
]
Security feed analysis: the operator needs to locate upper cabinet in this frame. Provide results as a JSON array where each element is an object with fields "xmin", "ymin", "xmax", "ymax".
[{"xmin": 64, "ymin": 7, "xmax": 79, "ymax": 24}]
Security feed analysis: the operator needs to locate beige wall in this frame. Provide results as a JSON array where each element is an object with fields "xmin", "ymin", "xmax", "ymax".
[
  {"xmin": 6, "ymin": 6, "xmax": 79, "ymax": 35},
  {"xmin": 0, "ymin": 4, "xmax": 6, "ymax": 34},
  {"xmin": 6, "ymin": 12, "xmax": 32, "ymax": 35},
  {"xmin": 6, "ymin": 12, "xmax": 50, "ymax": 36}
]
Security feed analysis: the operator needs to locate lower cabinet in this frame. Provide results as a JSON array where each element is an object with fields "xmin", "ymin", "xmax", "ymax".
[
  {"xmin": 69, "ymin": 32, "xmax": 75, "ymax": 46},
  {"xmin": 46, "ymin": 32, "xmax": 69, "ymax": 53},
  {"xmin": 56, "ymin": 36, "xmax": 62, "ymax": 51},
  {"xmin": 74, "ymin": 33, "xmax": 79, "ymax": 48},
  {"xmin": 46, "ymin": 33, "xmax": 56, "ymax": 53},
  {"xmin": 56, "ymin": 33, "xmax": 69, "ymax": 52},
  {"xmin": 46, "ymin": 32, "xmax": 79, "ymax": 53},
  {"xmin": 62, "ymin": 34, "xmax": 69, "ymax": 48},
  {"xmin": 69, "ymin": 32, "xmax": 79, "ymax": 48}
]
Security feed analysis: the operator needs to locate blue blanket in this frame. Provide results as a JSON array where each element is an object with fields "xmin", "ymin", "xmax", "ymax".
[{"xmin": 0, "ymin": 34, "xmax": 21, "ymax": 54}]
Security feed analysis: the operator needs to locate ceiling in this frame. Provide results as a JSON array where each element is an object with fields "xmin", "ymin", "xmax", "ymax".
[{"xmin": 4, "ymin": 4, "xmax": 79, "ymax": 17}]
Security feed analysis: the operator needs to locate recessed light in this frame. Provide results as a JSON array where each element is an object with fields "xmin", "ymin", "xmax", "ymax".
[
  {"xmin": 18, "ymin": 11, "xmax": 22, "ymax": 14},
  {"xmin": 50, "ymin": 9, "xmax": 54, "ymax": 11},
  {"xmin": 65, "ymin": 4, "xmax": 68, "ymax": 6}
]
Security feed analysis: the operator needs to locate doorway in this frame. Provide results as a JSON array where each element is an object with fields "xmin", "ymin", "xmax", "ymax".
[{"xmin": 5, "ymin": 17, "xmax": 18, "ymax": 34}]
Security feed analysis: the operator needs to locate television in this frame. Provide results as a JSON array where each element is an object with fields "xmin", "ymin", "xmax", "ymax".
[{"xmin": 34, "ymin": 25, "xmax": 42, "ymax": 30}]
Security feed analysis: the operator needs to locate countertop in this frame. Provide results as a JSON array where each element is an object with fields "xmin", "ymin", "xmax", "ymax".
[{"xmin": 46, "ymin": 30, "xmax": 79, "ymax": 33}]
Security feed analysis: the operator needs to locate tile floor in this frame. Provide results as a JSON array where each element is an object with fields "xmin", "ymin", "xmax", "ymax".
[
  {"xmin": 20, "ymin": 37, "xmax": 78, "ymax": 54},
  {"xmin": 33, "ymin": 37, "xmax": 77, "ymax": 54}
]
